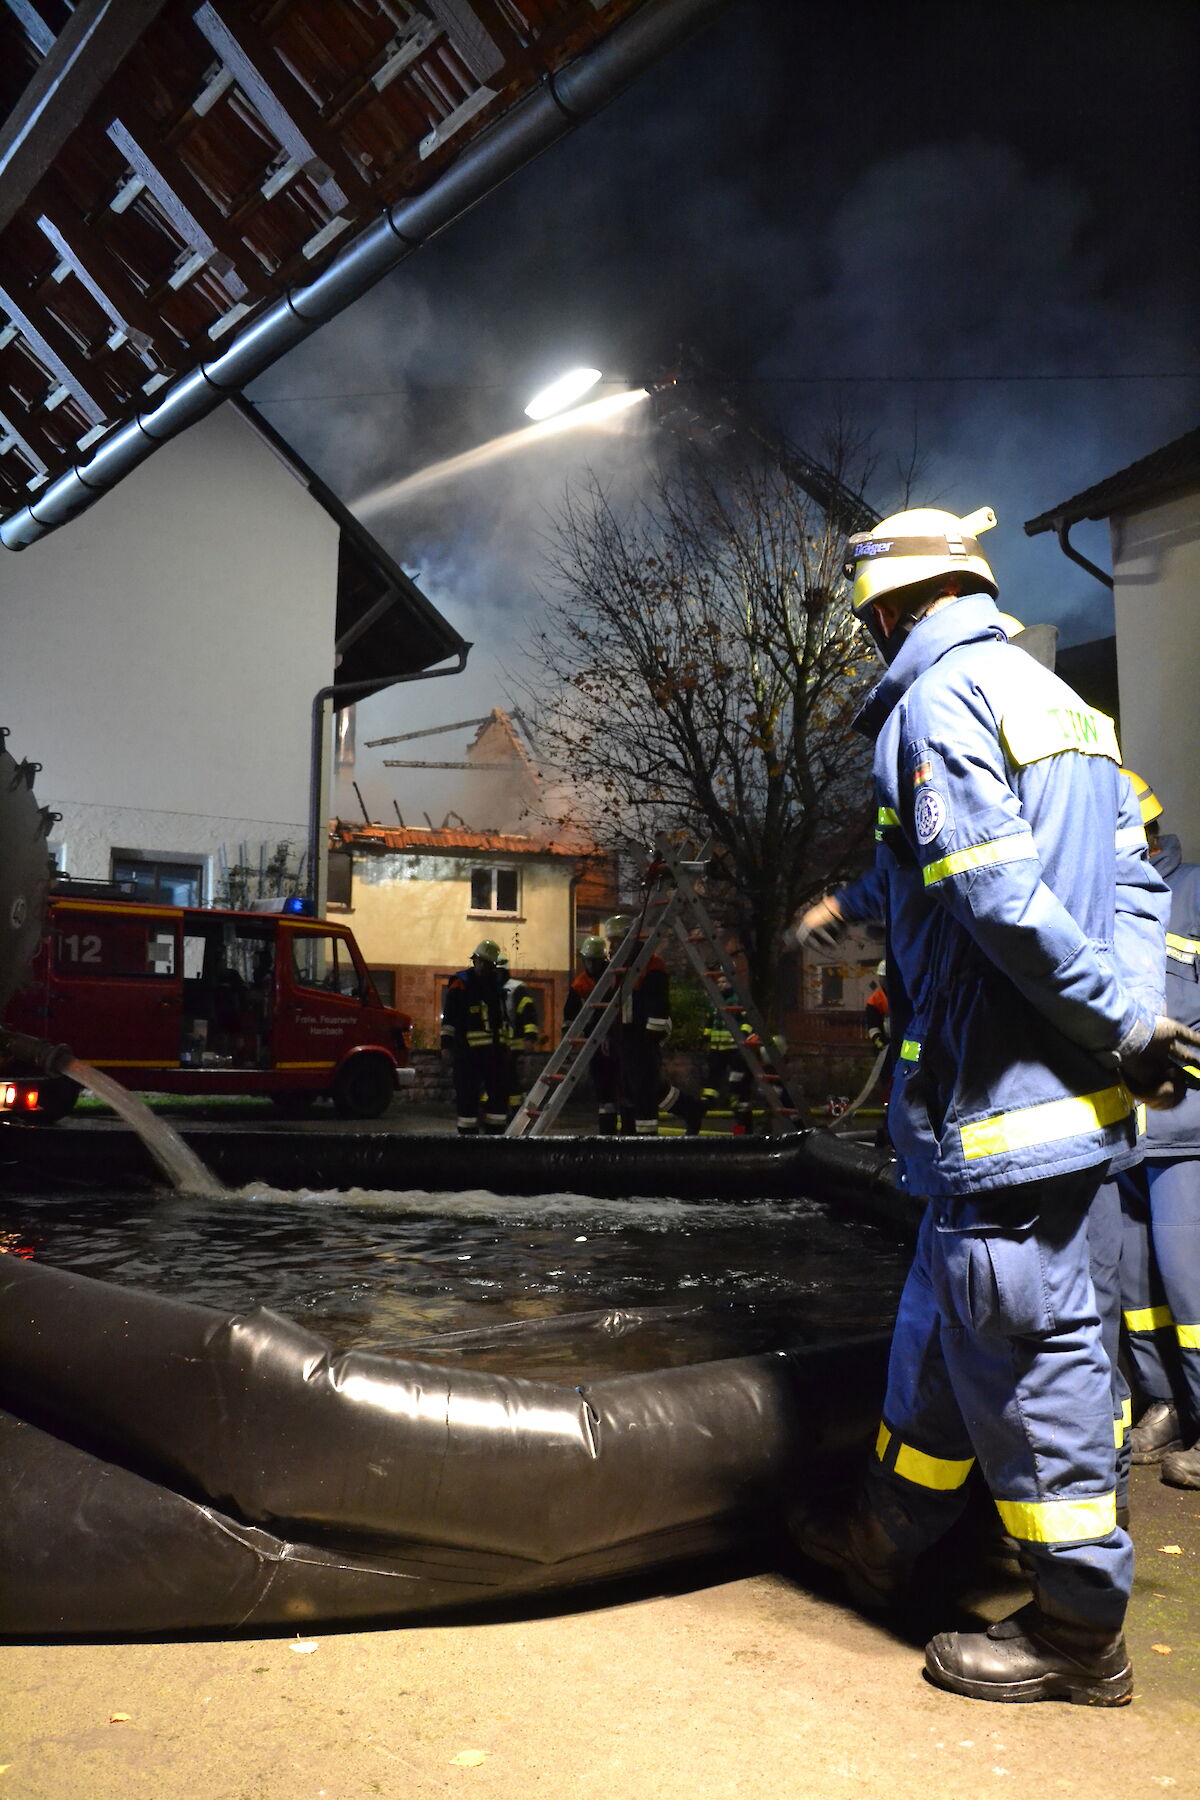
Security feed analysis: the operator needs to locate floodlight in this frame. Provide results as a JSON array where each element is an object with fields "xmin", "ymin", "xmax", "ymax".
[{"xmin": 523, "ymin": 367, "xmax": 603, "ymax": 420}]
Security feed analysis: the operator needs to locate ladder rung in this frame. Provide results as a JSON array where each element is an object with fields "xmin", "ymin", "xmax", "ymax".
[{"xmin": 543, "ymin": 1072, "xmax": 566, "ymax": 1084}]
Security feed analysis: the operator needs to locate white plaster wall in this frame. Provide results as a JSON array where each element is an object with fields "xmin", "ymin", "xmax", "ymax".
[
  {"xmin": 0, "ymin": 404, "xmax": 337, "ymax": 873},
  {"xmin": 1111, "ymin": 490, "xmax": 1200, "ymax": 860},
  {"xmin": 48, "ymin": 802, "xmax": 307, "ymax": 892}
]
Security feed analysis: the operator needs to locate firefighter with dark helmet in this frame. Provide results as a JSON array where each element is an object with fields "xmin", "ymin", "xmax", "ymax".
[
  {"xmin": 1116, "ymin": 774, "xmax": 1200, "ymax": 1490},
  {"xmin": 563, "ymin": 934, "xmax": 620, "ymax": 1133},
  {"xmin": 602, "ymin": 914, "xmax": 702, "ymax": 1136},
  {"xmin": 439, "ymin": 938, "xmax": 508, "ymax": 1135},
  {"xmin": 788, "ymin": 504, "xmax": 1200, "ymax": 1707}
]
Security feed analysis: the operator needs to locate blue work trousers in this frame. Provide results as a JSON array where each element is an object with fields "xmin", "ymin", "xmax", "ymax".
[
  {"xmin": 1091, "ymin": 1178, "xmax": 1132, "ymax": 1508},
  {"xmin": 1119, "ymin": 1159, "xmax": 1200, "ymax": 1432},
  {"xmin": 864, "ymin": 1170, "xmax": 1132, "ymax": 1631}
]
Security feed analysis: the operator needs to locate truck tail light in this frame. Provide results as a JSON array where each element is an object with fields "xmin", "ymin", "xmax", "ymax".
[{"xmin": 1, "ymin": 1084, "xmax": 16, "ymax": 1108}]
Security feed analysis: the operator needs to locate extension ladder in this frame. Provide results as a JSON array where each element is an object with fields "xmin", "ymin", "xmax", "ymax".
[{"xmin": 505, "ymin": 833, "xmax": 802, "ymax": 1136}]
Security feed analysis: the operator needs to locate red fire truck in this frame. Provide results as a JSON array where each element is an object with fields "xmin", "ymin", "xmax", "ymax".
[{"xmin": 1, "ymin": 885, "xmax": 413, "ymax": 1122}]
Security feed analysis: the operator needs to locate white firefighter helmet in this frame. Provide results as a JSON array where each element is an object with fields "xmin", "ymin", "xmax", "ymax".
[
  {"xmin": 875, "ymin": 959, "xmax": 888, "ymax": 984},
  {"xmin": 846, "ymin": 506, "xmax": 998, "ymax": 621}
]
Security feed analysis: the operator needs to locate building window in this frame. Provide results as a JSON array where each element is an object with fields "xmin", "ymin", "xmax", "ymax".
[
  {"xmin": 327, "ymin": 850, "xmax": 353, "ymax": 908},
  {"xmin": 112, "ymin": 853, "xmax": 204, "ymax": 907},
  {"xmin": 819, "ymin": 966, "xmax": 845, "ymax": 1008},
  {"xmin": 470, "ymin": 865, "xmax": 519, "ymax": 914}
]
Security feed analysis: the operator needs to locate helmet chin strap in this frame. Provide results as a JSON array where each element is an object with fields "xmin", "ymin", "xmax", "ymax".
[{"xmin": 867, "ymin": 589, "xmax": 961, "ymax": 665}]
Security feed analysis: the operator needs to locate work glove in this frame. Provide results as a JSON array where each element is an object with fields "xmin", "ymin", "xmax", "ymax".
[
  {"xmin": 784, "ymin": 894, "xmax": 846, "ymax": 953},
  {"xmin": 1119, "ymin": 1016, "xmax": 1200, "ymax": 1111}
]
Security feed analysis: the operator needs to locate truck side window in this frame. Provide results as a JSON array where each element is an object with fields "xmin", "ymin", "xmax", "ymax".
[
  {"xmin": 55, "ymin": 915, "xmax": 177, "ymax": 979},
  {"xmin": 291, "ymin": 934, "xmax": 361, "ymax": 999}
]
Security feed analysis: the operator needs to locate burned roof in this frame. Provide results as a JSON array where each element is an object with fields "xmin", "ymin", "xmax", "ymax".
[
  {"xmin": 0, "ymin": 0, "xmax": 725, "ymax": 548},
  {"xmin": 1025, "ymin": 425, "xmax": 1200, "ymax": 537}
]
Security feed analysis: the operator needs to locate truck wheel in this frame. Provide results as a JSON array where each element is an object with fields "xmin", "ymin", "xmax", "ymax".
[
  {"xmin": 332, "ymin": 1056, "xmax": 395, "ymax": 1119},
  {"xmin": 270, "ymin": 1091, "xmax": 316, "ymax": 1118}
]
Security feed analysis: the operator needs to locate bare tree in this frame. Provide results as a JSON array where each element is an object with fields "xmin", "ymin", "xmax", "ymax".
[{"xmin": 519, "ymin": 442, "xmax": 878, "ymax": 1021}]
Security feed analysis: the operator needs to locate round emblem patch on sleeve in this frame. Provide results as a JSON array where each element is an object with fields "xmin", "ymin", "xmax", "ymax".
[{"xmin": 914, "ymin": 787, "xmax": 947, "ymax": 845}]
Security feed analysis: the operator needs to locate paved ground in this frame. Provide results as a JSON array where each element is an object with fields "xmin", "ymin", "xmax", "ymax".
[
  {"xmin": 3, "ymin": 1465, "xmax": 1196, "ymax": 1800},
  {"xmin": 10, "ymin": 1101, "xmax": 1197, "ymax": 1795}
]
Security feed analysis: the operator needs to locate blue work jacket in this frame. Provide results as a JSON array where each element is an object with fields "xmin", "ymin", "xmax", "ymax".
[
  {"xmin": 840, "ymin": 594, "xmax": 1168, "ymax": 1197},
  {"xmin": 1145, "ymin": 834, "xmax": 1200, "ymax": 1158}
]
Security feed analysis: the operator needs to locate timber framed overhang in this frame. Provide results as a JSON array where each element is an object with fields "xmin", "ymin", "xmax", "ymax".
[{"xmin": 0, "ymin": 0, "xmax": 724, "ymax": 545}]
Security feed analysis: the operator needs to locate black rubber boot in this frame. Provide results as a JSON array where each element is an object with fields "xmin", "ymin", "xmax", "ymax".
[
  {"xmin": 1128, "ymin": 1401, "xmax": 1183, "ymax": 1464},
  {"xmin": 788, "ymin": 1501, "xmax": 912, "ymax": 1612},
  {"xmin": 1160, "ymin": 1440, "xmax": 1200, "ymax": 1489},
  {"xmin": 924, "ymin": 1602, "xmax": 1132, "ymax": 1706}
]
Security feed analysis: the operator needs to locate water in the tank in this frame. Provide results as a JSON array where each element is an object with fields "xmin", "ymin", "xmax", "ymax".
[{"xmin": 0, "ymin": 1183, "xmax": 908, "ymax": 1379}]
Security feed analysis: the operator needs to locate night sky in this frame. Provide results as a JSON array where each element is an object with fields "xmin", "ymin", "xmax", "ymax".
[{"xmin": 247, "ymin": 0, "xmax": 1199, "ymax": 820}]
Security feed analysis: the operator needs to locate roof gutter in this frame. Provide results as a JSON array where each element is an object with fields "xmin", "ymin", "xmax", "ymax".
[
  {"xmin": 1050, "ymin": 515, "xmax": 1115, "ymax": 591},
  {"xmin": 2, "ymin": 0, "xmax": 732, "ymax": 553}
]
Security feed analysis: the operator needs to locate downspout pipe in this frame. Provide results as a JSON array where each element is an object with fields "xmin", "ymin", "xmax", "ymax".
[
  {"xmin": 1, "ymin": 0, "xmax": 731, "ymax": 552},
  {"xmin": 1054, "ymin": 516, "xmax": 1114, "ymax": 590},
  {"xmin": 308, "ymin": 650, "xmax": 469, "ymax": 913}
]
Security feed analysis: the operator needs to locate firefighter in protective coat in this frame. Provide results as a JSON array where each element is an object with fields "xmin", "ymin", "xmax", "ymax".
[
  {"xmin": 563, "ymin": 935, "xmax": 621, "ymax": 1133},
  {"xmin": 602, "ymin": 915, "xmax": 702, "ymax": 1135},
  {"xmin": 788, "ymin": 505, "xmax": 1198, "ymax": 1707},
  {"xmin": 440, "ymin": 939, "xmax": 509, "ymax": 1135},
  {"xmin": 701, "ymin": 978, "xmax": 754, "ymax": 1134},
  {"xmin": 1117, "ymin": 775, "xmax": 1200, "ymax": 1490},
  {"xmin": 496, "ymin": 953, "xmax": 540, "ymax": 1118}
]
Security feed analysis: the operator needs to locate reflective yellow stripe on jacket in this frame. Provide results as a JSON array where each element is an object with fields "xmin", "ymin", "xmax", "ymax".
[
  {"xmin": 923, "ymin": 832, "xmax": 1037, "ymax": 887},
  {"xmin": 1166, "ymin": 932, "xmax": 1200, "ymax": 963},
  {"xmin": 959, "ymin": 1085, "xmax": 1133, "ymax": 1160}
]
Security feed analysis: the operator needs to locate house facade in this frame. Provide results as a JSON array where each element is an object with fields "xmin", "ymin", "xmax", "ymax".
[
  {"xmin": 0, "ymin": 400, "xmax": 464, "ymax": 906},
  {"xmin": 330, "ymin": 822, "xmax": 614, "ymax": 1047}
]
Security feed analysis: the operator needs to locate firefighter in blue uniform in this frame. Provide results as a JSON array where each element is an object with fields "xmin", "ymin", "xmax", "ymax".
[
  {"xmin": 440, "ymin": 939, "xmax": 509, "ymax": 1135},
  {"xmin": 1117, "ymin": 775, "xmax": 1200, "ymax": 1489},
  {"xmin": 789, "ymin": 505, "xmax": 1197, "ymax": 1707}
]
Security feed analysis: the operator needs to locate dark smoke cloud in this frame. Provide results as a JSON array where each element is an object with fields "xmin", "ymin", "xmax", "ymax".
[{"xmin": 249, "ymin": 0, "xmax": 1199, "ymax": 822}]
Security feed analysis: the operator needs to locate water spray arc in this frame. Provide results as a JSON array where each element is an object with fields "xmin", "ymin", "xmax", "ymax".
[{"xmin": 353, "ymin": 387, "xmax": 649, "ymax": 517}]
